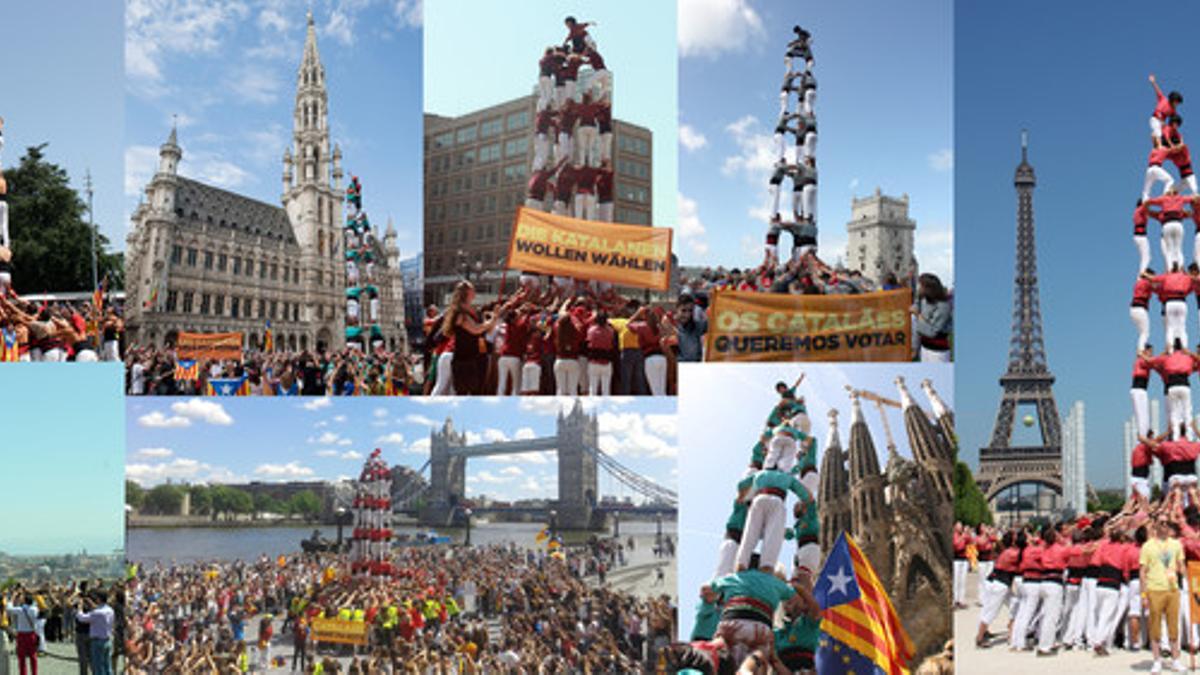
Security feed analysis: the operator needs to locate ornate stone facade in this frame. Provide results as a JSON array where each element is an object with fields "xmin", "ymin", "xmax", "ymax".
[
  {"xmin": 124, "ymin": 12, "xmax": 404, "ymax": 352},
  {"xmin": 845, "ymin": 188, "xmax": 917, "ymax": 282}
]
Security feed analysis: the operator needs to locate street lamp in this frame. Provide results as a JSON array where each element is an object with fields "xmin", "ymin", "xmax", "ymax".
[
  {"xmin": 84, "ymin": 169, "xmax": 97, "ymax": 291},
  {"xmin": 464, "ymin": 507, "xmax": 473, "ymax": 546},
  {"xmin": 335, "ymin": 507, "xmax": 348, "ymax": 551},
  {"xmin": 548, "ymin": 509, "xmax": 558, "ymax": 542},
  {"xmin": 612, "ymin": 510, "xmax": 621, "ymax": 539}
]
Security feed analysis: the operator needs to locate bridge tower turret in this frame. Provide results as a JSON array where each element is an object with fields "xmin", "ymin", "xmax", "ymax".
[{"xmin": 557, "ymin": 401, "xmax": 600, "ymax": 529}]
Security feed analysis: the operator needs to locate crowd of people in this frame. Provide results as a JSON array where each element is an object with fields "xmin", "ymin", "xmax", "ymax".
[
  {"xmin": 959, "ymin": 491, "xmax": 1200, "ymax": 674},
  {"xmin": 525, "ymin": 18, "xmax": 614, "ymax": 222},
  {"xmin": 422, "ymin": 281, "xmax": 688, "ymax": 396},
  {"xmin": 125, "ymin": 540, "xmax": 675, "ymax": 674},
  {"xmin": 1, "ymin": 579, "xmax": 125, "ymax": 675},
  {"xmin": 676, "ymin": 373, "xmax": 823, "ymax": 674},
  {"xmin": 124, "ymin": 345, "xmax": 420, "ymax": 396}
]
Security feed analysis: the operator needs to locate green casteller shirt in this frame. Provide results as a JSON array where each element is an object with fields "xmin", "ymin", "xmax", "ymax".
[
  {"xmin": 785, "ymin": 500, "xmax": 820, "ymax": 540},
  {"xmin": 793, "ymin": 436, "xmax": 818, "ymax": 474},
  {"xmin": 775, "ymin": 614, "xmax": 820, "ymax": 654},
  {"xmin": 691, "ymin": 599, "xmax": 721, "ymax": 640},
  {"xmin": 751, "ymin": 468, "xmax": 812, "ymax": 503},
  {"xmin": 726, "ymin": 500, "xmax": 749, "ymax": 532},
  {"xmin": 767, "ymin": 398, "xmax": 807, "ymax": 428},
  {"xmin": 710, "ymin": 569, "xmax": 796, "ymax": 611},
  {"xmin": 750, "ymin": 436, "xmax": 769, "ymax": 465}
]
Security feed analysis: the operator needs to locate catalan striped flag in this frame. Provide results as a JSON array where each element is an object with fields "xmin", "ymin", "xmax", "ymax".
[
  {"xmin": 143, "ymin": 285, "xmax": 159, "ymax": 310},
  {"xmin": 0, "ymin": 327, "xmax": 19, "ymax": 362},
  {"xmin": 174, "ymin": 359, "xmax": 199, "ymax": 381},
  {"xmin": 535, "ymin": 527, "xmax": 550, "ymax": 544},
  {"xmin": 93, "ymin": 274, "xmax": 107, "ymax": 312},
  {"xmin": 814, "ymin": 532, "xmax": 914, "ymax": 675},
  {"xmin": 205, "ymin": 376, "xmax": 250, "ymax": 396},
  {"xmin": 263, "ymin": 320, "xmax": 274, "ymax": 352}
]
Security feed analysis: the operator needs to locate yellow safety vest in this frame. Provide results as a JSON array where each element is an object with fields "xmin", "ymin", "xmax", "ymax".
[
  {"xmin": 352, "ymin": 608, "xmax": 365, "ymax": 623},
  {"xmin": 238, "ymin": 652, "xmax": 249, "ymax": 673},
  {"xmin": 338, "ymin": 608, "xmax": 352, "ymax": 622}
]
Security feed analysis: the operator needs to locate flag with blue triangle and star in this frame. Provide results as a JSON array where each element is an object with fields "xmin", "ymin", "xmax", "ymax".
[
  {"xmin": 814, "ymin": 531, "xmax": 913, "ymax": 675},
  {"xmin": 204, "ymin": 376, "xmax": 250, "ymax": 396}
]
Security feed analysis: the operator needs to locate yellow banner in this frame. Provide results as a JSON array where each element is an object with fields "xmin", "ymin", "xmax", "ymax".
[
  {"xmin": 176, "ymin": 332, "xmax": 244, "ymax": 362},
  {"xmin": 505, "ymin": 207, "xmax": 673, "ymax": 291},
  {"xmin": 704, "ymin": 289, "xmax": 913, "ymax": 362},
  {"xmin": 311, "ymin": 617, "xmax": 368, "ymax": 646}
]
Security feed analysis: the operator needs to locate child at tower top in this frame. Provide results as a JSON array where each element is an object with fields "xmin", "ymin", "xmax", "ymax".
[
  {"xmin": 563, "ymin": 16, "xmax": 597, "ymax": 54},
  {"xmin": 1150, "ymin": 74, "xmax": 1183, "ymax": 148}
]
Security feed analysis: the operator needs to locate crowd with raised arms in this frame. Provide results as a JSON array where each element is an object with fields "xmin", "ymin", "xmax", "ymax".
[
  {"xmin": 1, "ymin": 579, "xmax": 125, "ymax": 675},
  {"xmin": 671, "ymin": 376, "xmax": 824, "ymax": 674},
  {"xmin": 421, "ymin": 280, "xmax": 687, "ymax": 396},
  {"xmin": 124, "ymin": 542, "xmax": 675, "ymax": 674}
]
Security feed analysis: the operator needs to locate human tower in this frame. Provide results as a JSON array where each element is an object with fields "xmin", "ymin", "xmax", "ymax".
[
  {"xmin": 695, "ymin": 376, "xmax": 821, "ymax": 671},
  {"xmin": 343, "ymin": 176, "xmax": 384, "ymax": 351},
  {"xmin": 1129, "ymin": 75, "xmax": 1200, "ymax": 500},
  {"xmin": 765, "ymin": 26, "xmax": 820, "ymax": 266},
  {"xmin": 350, "ymin": 449, "xmax": 395, "ymax": 578}
]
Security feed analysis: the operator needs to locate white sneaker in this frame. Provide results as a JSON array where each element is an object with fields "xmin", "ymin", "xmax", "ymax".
[
  {"xmin": 1172, "ymin": 659, "xmax": 1186, "ymax": 673},
  {"xmin": 1150, "ymin": 660, "xmax": 1161, "ymax": 674}
]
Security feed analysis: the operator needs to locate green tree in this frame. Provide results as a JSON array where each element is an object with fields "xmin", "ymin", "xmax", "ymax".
[
  {"xmin": 143, "ymin": 484, "xmax": 185, "ymax": 515},
  {"xmin": 287, "ymin": 491, "xmax": 323, "ymax": 522},
  {"xmin": 189, "ymin": 485, "xmax": 213, "ymax": 517},
  {"xmin": 954, "ymin": 462, "xmax": 992, "ymax": 527},
  {"xmin": 253, "ymin": 493, "xmax": 282, "ymax": 519},
  {"xmin": 5, "ymin": 144, "xmax": 123, "ymax": 292},
  {"xmin": 1087, "ymin": 489, "xmax": 1125, "ymax": 514},
  {"xmin": 125, "ymin": 480, "xmax": 145, "ymax": 510},
  {"xmin": 228, "ymin": 489, "xmax": 254, "ymax": 518}
]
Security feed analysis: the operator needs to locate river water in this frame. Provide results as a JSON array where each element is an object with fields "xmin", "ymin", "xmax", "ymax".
[{"xmin": 127, "ymin": 519, "xmax": 676, "ymax": 564}]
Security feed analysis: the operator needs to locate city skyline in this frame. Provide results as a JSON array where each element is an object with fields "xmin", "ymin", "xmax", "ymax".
[
  {"xmin": 126, "ymin": 397, "xmax": 677, "ymax": 504},
  {"xmin": 955, "ymin": 1, "xmax": 1200, "ymax": 488},
  {"xmin": 677, "ymin": 0, "xmax": 952, "ymax": 277}
]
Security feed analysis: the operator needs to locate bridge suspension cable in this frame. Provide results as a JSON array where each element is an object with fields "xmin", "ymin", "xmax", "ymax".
[{"xmin": 587, "ymin": 445, "xmax": 677, "ymax": 507}]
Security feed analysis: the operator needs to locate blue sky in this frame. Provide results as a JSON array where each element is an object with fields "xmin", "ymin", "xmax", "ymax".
[
  {"xmin": 126, "ymin": 397, "xmax": 677, "ymax": 503},
  {"xmin": 954, "ymin": 1, "xmax": 1200, "ymax": 489},
  {"xmin": 676, "ymin": 362, "xmax": 953, "ymax": 637},
  {"xmin": 676, "ymin": 0, "xmax": 952, "ymax": 278},
  {"xmin": 424, "ymin": 0, "xmax": 677, "ymax": 231},
  {"xmin": 124, "ymin": 0, "xmax": 423, "ymax": 252},
  {"xmin": 0, "ymin": 366, "xmax": 125, "ymax": 556},
  {"xmin": 1, "ymin": 2, "xmax": 124, "ymax": 269}
]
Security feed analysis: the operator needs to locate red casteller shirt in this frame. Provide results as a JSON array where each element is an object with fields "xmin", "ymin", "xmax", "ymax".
[
  {"xmin": 1133, "ymin": 277, "xmax": 1154, "ymax": 306},
  {"xmin": 1150, "ymin": 350, "xmax": 1197, "ymax": 377},
  {"xmin": 1152, "ymin": 271, "xmax": 1195, "ymax": 302},
  {"xmin": 500, "ymin": 315, "xmax": 531, "ymax": 358},
  {"xmin": 575, "ymin": 165, "xmax": 599, "ymax": 195},
  {"xmin": 1149, "ymin": 193, "xmax": 1192, "ymax": 221},
  {"xmin": 1157, "ymin": 90, "xmax": 1177, "ymax": 120},
  {"xmin": 595, "ymin": 169, "xmax": 614, "ymax": 202}
]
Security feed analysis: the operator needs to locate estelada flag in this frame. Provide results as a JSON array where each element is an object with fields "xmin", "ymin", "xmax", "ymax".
[
  {"xmin": 205, "ymin": 376, "xmax": 250, "ymax": 396},
  {"xmin": 0, "ymin": 328, "xmax": 19, "ymax": 362},
  {"xmin": 264, "ymin": 320, "xmax": 274, "ymax": 352},
  {"xmin": 535, "ymin": 527, "xmax": 550, "ymax": 544},
  {"xmin": 505, "ymin": 207, "xmax": 673, "ymax": 291},
  {"xmin": 174, "ymin": 359, "xmax": 199, "ymax": 381},
  {"xmin": 814, "ymin": 532, "xmax": 914, "ymax": 675},
  {"xmin": 93, "ymin": 274, "xmax": 107, "ymax": 312}
]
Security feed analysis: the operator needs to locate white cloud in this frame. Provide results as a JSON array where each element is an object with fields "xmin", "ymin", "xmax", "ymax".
[
  {"xmin": 598, "ymin": 412, "xmax": 678, "ymax": 459},
  {"xmin": 323, "ymin": 8, "xmax": 355, "ymax": 46},
  {"xmin": 340, "ymin": 450, "xmax": 363, "ymax": 460},
  {"xmin": 126, "ymin": 457, "xmax": 243, "ymax": 486},
  {"xmin": 915, "ymin": 224, "xmax": 954, "ymax": 286},
  {"xmin": 333, "ymin": 415, "xmax": 348, "ymax": 423},
  {"xmin": 302, "ymin": 398, "xmax": 332, "ymax": 411},
  {"xmin": 125, "ymin": 0, "xmax": 251, "ymax": 91},
  {"xmin": 374, "ymin": 408, "xmax": 389, "ymax": 419},
  {"xmin": 185, "ymin": 153, "xmax": 252, "ymax": 190},
  {"xmin": 722, "ymin": 115, "xmax": 776, "ymax": 181},
  {"xmin": 404, "ymin": 413, "xmax": 440, "ymax": 427},
  {"xmin": 311, "ymin": 431, "xmax": 347, "ymax": 445},
  {"xmin": 257, "ymin": 6, "xmax": 289, "ymax": 32},
  {"xmin": 137, "ymin": 410, "xmax": 191, "ymax": 429},
  {"xmin": 171, "ymin": 398, "xmax": 233, "ymax": 425},
  {"xmin": 376, "ymin": 432, "xmax": 406, "ymax": 446},
  {"xmin": 392, "ymin": 0, "xmax": 422, "ymax": 28},
  {"xmin": 483, "ymin": 428, "xmax": 510, "ymax": 443},
  {"xmin": 125, "ymin": 145, "xmax": 160, "ymax": 197},
  {"xmin": 227, "ymin": 64, "xmax": 284, "ymax": 105},
  {"xmin": 499, "ymin": 466, "xmax": 523, "ymax": 477},
  {"xmin": 405, "ymin": 437, "xmax": 432, "ymax": 455},
  {"xmin": 253, "ymin": 462, "xmax": 316, "ymax": 480},
  {"xmin": 135, "ymin": 447, "xmax": 174, "ymax": 458},
  {"xmin": 679, "ymin": 124, "xmax": 708, "ymax": 152},
  {"xmin": 677, "ymin": 193, "xmax": 709, "ymax": 257},
  {"xmin": 514, "ymin": 427, "xmax": 537, "ymax": 440},
  {"xmin": 928, "ymin": 148, "xmax": 953, "ymax": 172},
  {"xmin": 316, "ymin": 449, "xmax": 339, "ymax": 458},
  {"xmin": 678, "ymin": 0, "xmax": 765, "ymax": 59}
]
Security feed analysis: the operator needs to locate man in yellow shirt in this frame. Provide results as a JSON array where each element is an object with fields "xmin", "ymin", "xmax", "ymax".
[{"xmin": 1141, "ymin": 518, "xmax": 1185, "ymax": 674}]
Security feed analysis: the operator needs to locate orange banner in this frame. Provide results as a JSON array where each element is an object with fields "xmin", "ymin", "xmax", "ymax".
[
  {"xmin": 704, "ymin": 289, "xmax": 913, "ymax": 362},
  {"xmin": 311, "ymin": 617, "xmax": 368, "ymax": 646},
  {"xmin": 1188, "ymin": 561, "xmax": 1200, "ymax": 622},
  {"xmin": 175, "ymin": 332, "xmax": 244, "ymax": 362},
  {"xmin": 505, "ymin": 207, "xmax": 673, "ymax": 291}
]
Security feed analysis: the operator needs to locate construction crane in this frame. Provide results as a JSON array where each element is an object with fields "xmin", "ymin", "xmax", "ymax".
[{"xmin": 845, "ymin": 384, "xmax": 902, "ymax": 461}]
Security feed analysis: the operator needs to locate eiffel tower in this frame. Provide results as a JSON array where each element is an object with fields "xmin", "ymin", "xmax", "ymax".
[{"xmin": 976, "ymin": 132, "xmax": 1063, "ymax": 512}]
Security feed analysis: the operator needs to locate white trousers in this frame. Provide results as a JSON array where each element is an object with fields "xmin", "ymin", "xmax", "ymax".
[
  {"xmin": 587, "ymin": 361, "xmax": 612, "ymax": 396},
  {"xmin": 920, "ymin": 345, "xmax": 952, "ymax": 363},
  {"xmin": 556, "ymin": 131, "xmax": 572, "ymax": 165},
  {"xmin": 801, "ymin": 184, "xmax": 817, "ymax": 221},
  {"xmin": 577, "ymin": 125, "xmax": 599, "ymax": 166},
  {"xmin": 774, "ymin": 132, "xmax": 788, "ymax": 163},
  {"xmin": 735, "ymin": 493, "xmax": 786, "ymax": 571},
  {"xmin": 573, "ymin": 193, "xmax": 596, "ymax": 221},
  {"xmin": 431, "ymin": 352, "xmax": 455, "ymax": 395},
  {"xmin": 803, "ymin": 89, "xmax": 816, "ymax": 116},
  {"xmin": 554, "ymin": 358, "xmax": 581, "ymax": 395},
  {"xmin": 533, "ymin": 133, "xmax": 551, "ymax": 170},
  {"xmin": 538, "ymin": 75, "xmax": 553, "ymax": 108},
  {"xmin": 0, "ymin": 201, "xmax": 7, "ymax": 248},
  {"xmin": 1165, "ymin": 298, "xmax": 1188, "ymax": 351},
  {"xmin": 715, "ymin": 537, "xmax": 739, "ymax": 578},
  {"xmin": 1131, "ymin": 305, "xmax": 1151, "ymax": 351},
  {"xmin": 1064, "ymin": 578, "xmax": 1095, "ymax": 647},
  {"xmin": 103, "ymin": 340, "xmax": 120, "ymax": 362},
  {"xmin": 1127, "ymin": 578, "xmax": 1144, "ymax": 650},
  {"xmin": 1011, "ymin": 580, "xmax": 1042, "ymax": 649},
  {"xmin": 769, "ymin": 182, "xmax": 783, "ymax": 218},
  {"xmin": 1132, "ymin": 386, "xmax": 1151, "ymax": 438},
  {"xmin": 43, "ymin": 348, "xmax": 64, "ymax": 362},
  {"xmin": 953, "ymin": 560, "xmax": 968, "ymax": 605},
  {"xmin": 1168, "ymin": 384, "xmax": 1192, "ymax": 438},
  {"xmin": 979, "ymin": 578, "xmax": 1011, "ymax": 627},
  {"xmin": 644, "ymin": 354, "xmax": 667, "ymax": 396},
  {"xmin": 525, "ymin": 197, "xmax": 548, "ymax": 212},
  {"xmin": 1135, "ymin": 235, "xmax": 1151, "ymax": 273},
  {"xmin": 977, "ymin": 561, "xmax": 995, "ymax": 600},
  {"xmin": 1145, "ymin": 164, "xmax": 1175, "ymax": 200},
  {"xmin": 597, "ymin": 201, "xmax": 613, "ymax": 223},
  {"xmin": 496, "ymin": 355, "xmax": 521, "ymax": 396},
  {"xmin": 600, "ymin": 131, "xmax": 612, "ymax": 162},
  {"xmin": 577, "ymin": 356, "xmax": 589, "ymax": 394},
  {"xmin": 552, "ymin": 199, "xmax": 569, "ymax": 217},
  {"xmin": 1162, "ymin": 220, "xmax": 1185, "ymax": 270},
  {"xmin": 1061, "ymin": 584, "xmax": 1081, "ymax": 640},
  {"xmin": 1090, "ymin": 585, "xmax": 1122, "ymax": 648},
  {"xmin": 799, "ymin": 131, "xmax": 817, "ymax": 163},
  {"xmin": 520, "ymin": 362, "xmax": 541, "ymax": 394},
  {"xmin": 1038, "ymin": 582, "xmax": 1065, "ymax": 651}
]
